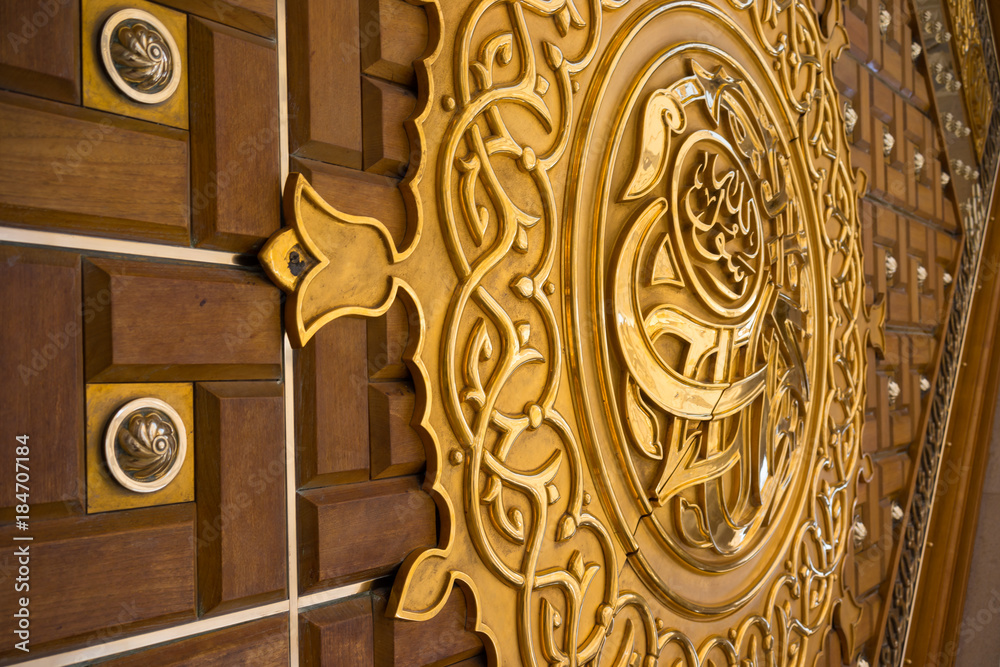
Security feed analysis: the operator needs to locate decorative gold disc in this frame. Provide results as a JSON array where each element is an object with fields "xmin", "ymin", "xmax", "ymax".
[
  {"xmin": 103, "ymin": 397, "xmax": 187, "ymax": 493},
  {"xmin": 99, "ymin": 8, "xmax": 181, "ymax": 105}
]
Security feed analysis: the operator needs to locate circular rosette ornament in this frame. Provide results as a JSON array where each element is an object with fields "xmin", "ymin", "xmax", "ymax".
[
  {"xmin": 100, "ymin": 9, "xmax": 182, "ymax": 104},
  {"xmin": 104, "ymin": 397, "xmax": 187, "ymax": 493}
]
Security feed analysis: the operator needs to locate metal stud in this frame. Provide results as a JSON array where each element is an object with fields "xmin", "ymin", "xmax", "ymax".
[
  {"xmin": 103, "ymin": 397, "xmax": 187, "ymax": 493},
  {"xmin": 99, "ymin": 8, "xmax": 182, "ymax": 105}
]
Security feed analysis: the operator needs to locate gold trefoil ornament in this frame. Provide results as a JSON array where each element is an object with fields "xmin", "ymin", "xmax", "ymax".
[{"xmin": 261, "ymin": 0, "xmax": 886, "ymax": 664}]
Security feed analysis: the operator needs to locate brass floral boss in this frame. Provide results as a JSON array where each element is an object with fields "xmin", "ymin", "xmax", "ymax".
[
  {"xmin": 99, "ymin": 8, "xmax": 181, "ymax": 105},
  {"xmin": 103, "ymin": 397, "xmax": 187, "ymax": 493}
]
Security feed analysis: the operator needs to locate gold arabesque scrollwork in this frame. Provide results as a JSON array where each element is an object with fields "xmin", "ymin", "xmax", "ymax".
[{"xmin": 261, "ymin": 0, "xmax": 883, "ymax": 663}]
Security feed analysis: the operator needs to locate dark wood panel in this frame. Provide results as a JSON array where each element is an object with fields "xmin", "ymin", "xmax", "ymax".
[
  {"xmin": 296, "ymin": 318, "xmax": 370, "ymax": 487},
  {"xmin": 0, "ymin": 91, "xmax": 189, "ymax": 244},
  {"xmin": 372, "ymin": 588, "xmax": 484, "ymax": 667},
  {"xmin": 362, "ymin": 76, "xmax": 415, "ymax": 177},
  {"xmin": 291, "ymin": 157, "xmax": 408, "ymax": 247},
  {"xmin": 190, "ymin": 18, "xmax": 280, "ymax": 252},
  {"xmin": 369, "ymin": 381, "xmax": 425, "ymax": 479},
  {"xmin": 288, "ymin": 0, "xmax": 363, "ymax": 168},
  {"xmin": 83, "ymin": 258, "xmax": 282, "ymax": 382},
  {"xmin": 300, "ymin": 596, "xmax": 373, "ymax": 667},
  {"xmin": 367, "ymin": 298, "xmax": 411, "ymax": 381},
  {"xmin": 0, "ymin": 0, "xmax": 80, "ymax": 103},
  {"xmin": 196, "ymin": 382, "xmax": 287, "ymax": 615},
  {"xmin": 0, "ymin": 245, "xmax": 83, "ymax": 513},
  {"xmin": 298, "ymin": 476, "xmax": 434, "ymax": 592},
  {"xmin": 0, "ymin": 504, "xmax": 196, "ymax": 661},
  {"xmin": 359, "ymin": 0, "xmax": 427, "ymax": 87},
  {"xmin": 100, "ymin": 616, "xmax": 288, "ymax": 666},
  {"xmin": 153, "ymin": 0, "xmax": 276, "ymax": 39}
]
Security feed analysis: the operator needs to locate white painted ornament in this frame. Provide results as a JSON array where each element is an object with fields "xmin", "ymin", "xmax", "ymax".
[
  {"xmin": 883, "ymin": 127, "xmax": 895, "ymax": 157},
  {"xmin": 853, "ymin": 519, "xmax": 868, "ymax": 547},
  {"xmin": 879, "ymin": 3, "xmax": 892, "ymax": 35},
  {"xmin": 888, "ymin": 378, "xmax": 901, "ymax": 406},
  {"xmin": 885, "ymin": 253, "xmax": 898, "ymax": 281},
  {"xmin": 844, "ymin": 101, "xmax": 858, "ymax": 134}
]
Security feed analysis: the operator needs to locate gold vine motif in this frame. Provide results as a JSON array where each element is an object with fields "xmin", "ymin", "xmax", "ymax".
[
  {"xmin": 261, "ymin": 0, "xmax": 885, "ymax": 663},
  {"xmin": 945, "ymin": 0, "xmax": 994, "ymax": 157}
]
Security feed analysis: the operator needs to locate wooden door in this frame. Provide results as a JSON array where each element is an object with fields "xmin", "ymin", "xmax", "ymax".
[
  {"xmin": 0, "ymin": 0, "xmax": 996, "ymax": 665},
  {"xmin": 0, "ymin": 0, "xmax": 293, "ymax": 661}
]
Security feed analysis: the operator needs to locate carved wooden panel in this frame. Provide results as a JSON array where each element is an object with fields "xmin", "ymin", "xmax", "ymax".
[
  {"xmin": 155, "ymin": 0, "xmax": 276, "ymax": 39},
  {"xmin": 0, "ymin": 504, "xmax": 197, "ymax": 662},
  {"xmin": 832, "ymin": 0, "xmax": 970, "ymax": 658},
  {"xmin": 195, "ymin": 381, "xmax": 287, "ymax": 615},
  {"xmin": 287, "ymin": 0, "xmax": 363, "ymax": 168},
  {"xmin": 0, "ymin": 0, "xmax": 289, "ymax": 661},
  {"xmin": 83, "ymin": 258, "xmax": 282, "ymax": 382},
  {"xmin": 361, "ymin": 76, "xmax": 415, "ymax": 177},
  {"xmin": 295, "ymin": 318, "xmax": 370, "ymax": 488},
  {"xmin": 0, "ymin": 0, "xmax": 80, "ymax": 103},
  {"xmin": 0, "ymin": 91, "xmax": 190, "ymax": 243},
  {"xmin": 1, "ymin": 0, "xmax": 994, "ymax": 662},
  {"xmin": 372, "ymin": 588, "xmax": 483, "ymax": 667},
  {"xmin": 359, "ymin": 0, "xmax": 427, "ymax": 87},
  {"xmin": 0, "ymin": 245, "xmax": 84, "ymax": 514},
  {"xmin": 189, "ymin": 18, "xmax": 280, "ymax": 252},
  {"xmin": 368, "ymin": 381, "xmax": 425, "ymax": 479},
  {"xmin": 297, "ymin": 476, "xmax": 435, "ymax": 592},
  {"xmin": 299, "ymin": 596, "xmax": 373, "ymax": 667}
]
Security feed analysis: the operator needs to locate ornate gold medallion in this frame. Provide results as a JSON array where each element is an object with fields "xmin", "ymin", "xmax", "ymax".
[
  {"xmin": 572, "ymin": 39, "xmax": 820, "ymax": 616},
  {"xmin": 262, "ymin": 0, "xmax": 885, "ymax": 663}
]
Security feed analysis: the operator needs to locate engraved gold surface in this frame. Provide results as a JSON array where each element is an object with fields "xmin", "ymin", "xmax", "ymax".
[
  {"xmin": 946, "ymin": 0, "xmax": 994, "ymax": 157},
  {"xmin": 262, "ymin": 0, "xmax": 880, "ymax": 663}
]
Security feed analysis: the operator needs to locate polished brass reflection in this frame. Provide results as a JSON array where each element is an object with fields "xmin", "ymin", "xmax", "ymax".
[
  {"xmin": 99, "ymin": 9, "xmax": 181, "ymax": 104},
  {"xmin": 262, "ymin": 0, "xmax": 883, "ymax": 663},
  {"xmin": 103, "ymin": 397, "xmax": 186, "ymax": 493}
]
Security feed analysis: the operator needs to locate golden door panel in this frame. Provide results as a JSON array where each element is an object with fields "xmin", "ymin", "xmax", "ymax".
[
  {"xmin": 2, "ymin": 0, "xmax": 994, "ymax": 662},
  {"xmin": 264, "ymin": 0, "xmax": 883, "ymax": 664}
]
